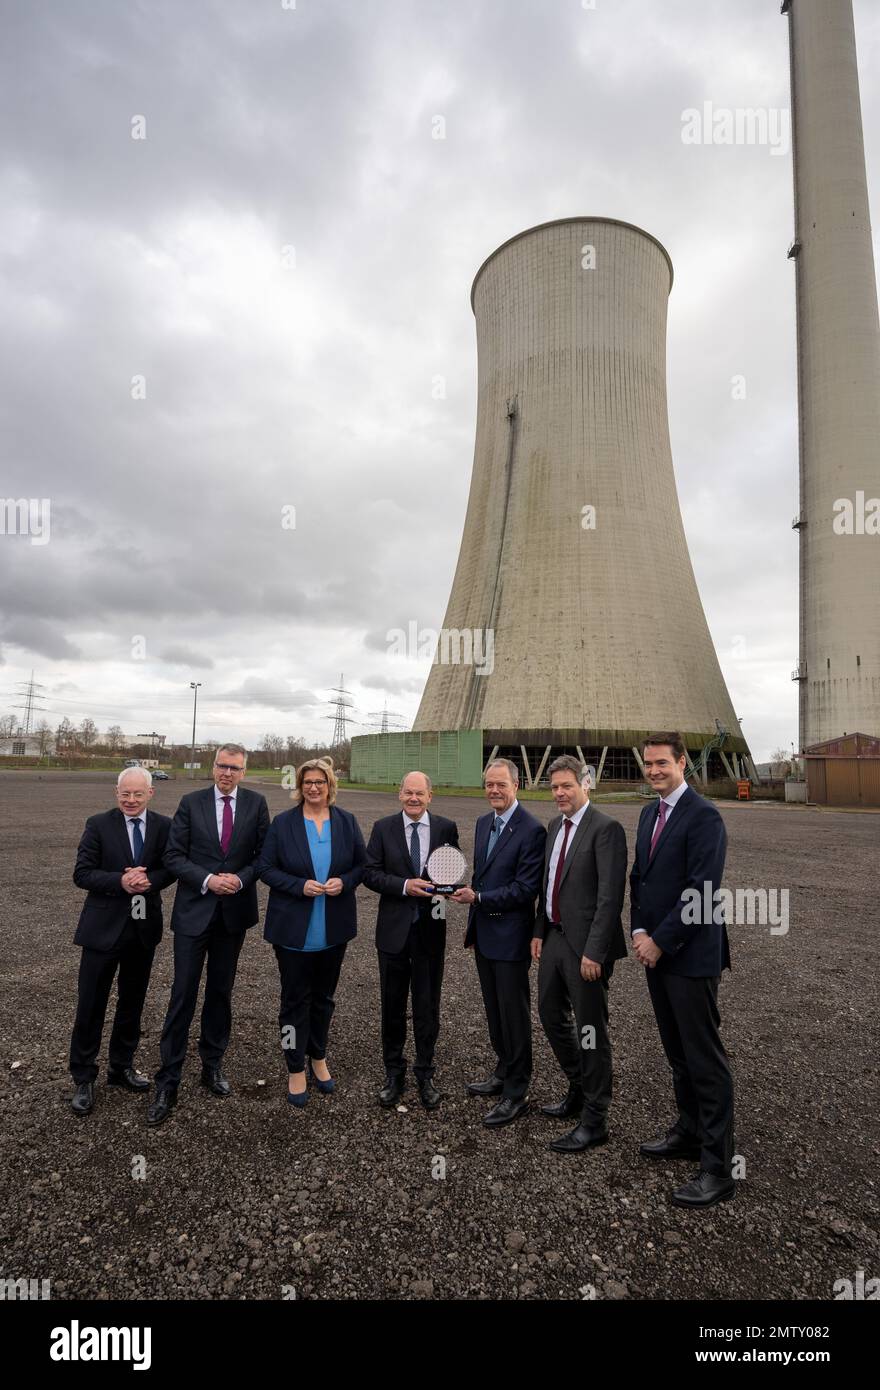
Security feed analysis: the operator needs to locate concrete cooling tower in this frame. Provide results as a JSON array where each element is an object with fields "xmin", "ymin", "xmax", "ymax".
[
  {"xmin": 784, "ymin": 0, "xmax": 880, "ymax": 749},
  {"xmin": 412, "ymin": 218, "xmax": 753, "ymax": 784}
]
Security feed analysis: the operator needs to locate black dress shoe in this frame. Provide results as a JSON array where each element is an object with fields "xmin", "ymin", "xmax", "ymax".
[
  {"xmin": 146, "ymin": 1088, "xmax": 177, "ymax": 1127},
  {"xmin": 483, "ymin": 1096, "xmax": 529, "ymax": 1128},
  {"xmin": 71, "ymin": 1082, "xmax": 95, "ymax": 1117},
  {"xmin": 671, "ymin": 1170, "xmax": 735, "ymax": 1209},
  {"xmin": 379, "ymin": 1076, "xmax": 405, "ymax": 1108},
  {"xmin": 540, "ymin": 1085, "xmax": 584, "ymax": 1119},
  {"xmin": 200, "ymin": 1066, "xmax": 231, "ymax": 1097},
  {"xmin": 640, "ymin": 1131, "xmax": 701, "ymax": 1160},
  {"xmin": 418, "ymin": 1080, "xmax": 441, "ymax": 1110},
  {"xmin": 549, "ymin": 1122, "xmax": 609, "ymax": 1153},
  {"xmin": 107, "ymin": 1065, "xmax": 150, "ymax": 1092},
  {"xmin": 466, "ymin": 1076, "xmax": 505, "ymax": 1097}
]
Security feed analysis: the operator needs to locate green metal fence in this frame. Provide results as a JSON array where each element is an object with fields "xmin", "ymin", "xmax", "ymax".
[{"xmin": 350, "ymin": 730, "xmax": 485, "ymax": 787}]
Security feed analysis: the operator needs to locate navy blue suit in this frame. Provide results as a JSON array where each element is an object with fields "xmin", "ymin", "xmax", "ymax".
[
  {"xmin": 630, "ymin": 788, "xmax": 729, "ymax": 977},
  {"xmin": 464, "ymin": 805, "xmax": 546, "ymax": 960},
  {"xmin": 464, "ymin": 804, "xmax": 545, "ymax": 1100},
  {"xmin": 155, "ymin": 784, "xmax": 270, "ymax": 1089},
  {"xmin": 259, "ymin": 804, "xmax": 366, "ymax": 949},
  {"xmin": 259, "ymin": 803, "xmax": 366, "ymax": 1074},
  {"xmin": 630, "ymin": 785, "xmax": 734, "ymax": 1176}
]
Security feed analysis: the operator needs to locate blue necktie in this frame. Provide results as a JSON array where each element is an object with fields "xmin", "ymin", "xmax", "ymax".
[
  {"xmin": 409, "ymin": 822, "xmax": 422, "ymax": 876},
  {"xmin": 129, "ymin": 818, "xmax": 144, "ymax": 861},
  {"xmin": 486, "ymin": 816, "xmax": 504, "ymax": 860}
]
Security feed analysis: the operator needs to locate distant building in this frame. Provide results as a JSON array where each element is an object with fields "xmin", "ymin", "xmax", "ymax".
[{"xmin": 0, "ymin": 735, "xmax": 53, "ymax": 757}]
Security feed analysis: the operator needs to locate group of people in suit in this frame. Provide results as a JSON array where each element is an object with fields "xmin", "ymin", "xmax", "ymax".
[{"xmin": 69, "ymin": 733, "xmax": 735, "ymax": 1209}]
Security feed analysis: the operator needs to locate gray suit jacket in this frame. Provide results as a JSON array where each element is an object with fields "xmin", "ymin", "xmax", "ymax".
[{"xmin": 534, "ymin": 804, "xmax": 628, "ymax": 963}]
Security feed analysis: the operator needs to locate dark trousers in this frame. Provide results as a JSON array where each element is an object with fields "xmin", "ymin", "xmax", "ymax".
[
  {"xmin": 154, "ymin": 908, "xmax": 246, "ymax": 1088},
  {"xmin": 646, "ymin": 968, "xmax": 734, "ymax": 1177},
  {"xmin": 537, "ymin": 926, "xmax": 614, "ymax": 1126},
  {"xmin": 474, "ymin": 946, "xmax": 532, "ymax": 1101},
  {"xmin": 69, "ymin": 923, "xmax": 156, "ymax": 1083},
  {"xmin": 274, "ymin": 942, "xmax": 347, "ymax": 1073},
  {"xmin": 378, "ymin": 914, "xmax": 445, "ymax": 1082}
]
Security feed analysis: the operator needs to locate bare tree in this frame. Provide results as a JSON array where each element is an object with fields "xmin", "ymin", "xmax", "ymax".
[
  {"xmin": 106, "ymin": 725, "xmax": 125, "ymax": 753},
  {"xmin": 260, "ymin": 733, "xmax": 284, "ymax": 768},
  {"xmin": 0, "ymin": 713, "xmax": 17, "ymax": 738},
  {"xmin": 35, "ymin": 720, "xmax": 53, "ymax": 756},
  {"xmin": 79, "ymin": 718, "xmax": 98, "ymax": 750},
  {"xmin": 769, "ymin": 747, "xmax": 792, "ymax": 779}
]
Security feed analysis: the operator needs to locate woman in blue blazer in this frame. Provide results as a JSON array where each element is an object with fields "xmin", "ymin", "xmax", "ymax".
[{"xmin": 258, "ymin": 758, "xmax": 366, "ymax": 1107}]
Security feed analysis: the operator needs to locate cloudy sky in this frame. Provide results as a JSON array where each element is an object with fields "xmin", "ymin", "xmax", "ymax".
[{"xmin": 2, "ymin": 0, "xmax": 878, "ymax": 762}]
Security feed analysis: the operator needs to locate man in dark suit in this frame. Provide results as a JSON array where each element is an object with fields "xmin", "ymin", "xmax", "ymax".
[
  {"xmin": 533, "ymin": 755, "xmax": 627, "ymax": 1153},
  {"xmin": 452, "ymin": 758, "xmax": 545, "ymax": 1128},
  {"xmin": 69, "ymin": 768, "xmax": 176, "ymax": 1116},
  {"xmin": 147, "ymin": 743, "xmax": 270, "ymax": 1126},
  {"xmin": 630, "ymin": 732, "xmax": 734, "ymax": 1208},
  {"xmin": 363, "ymin": 771, "xmax": 459, "ymax": 1110}
]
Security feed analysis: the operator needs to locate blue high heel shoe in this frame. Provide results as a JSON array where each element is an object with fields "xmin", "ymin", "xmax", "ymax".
[
  {"xmin": 287, "ymin": 1077, "xmax": 308, "ymax": 1108},
  {"xmin": 307, "ymin": 1058, "xmax": 335, "ymax": 1095}
]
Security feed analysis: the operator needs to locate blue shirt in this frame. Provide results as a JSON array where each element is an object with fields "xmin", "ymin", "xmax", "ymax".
[{"xmin": 285, "ymin": 817, "xmax": 331, "ymax": 952}]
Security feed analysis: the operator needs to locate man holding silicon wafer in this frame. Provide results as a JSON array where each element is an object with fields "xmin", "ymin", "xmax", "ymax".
[{"xmin": 363, "ymin": 771, "xmax": 460, "ymax": 1111}]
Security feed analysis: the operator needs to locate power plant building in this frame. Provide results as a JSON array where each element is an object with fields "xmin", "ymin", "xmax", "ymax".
[
  {"xmin": 784, "ymin": 0, "xmax": 880, "ymax": 749},
  {"xmin": 400, "ymin": 217, "xmax": 754, "ymax": 786}
]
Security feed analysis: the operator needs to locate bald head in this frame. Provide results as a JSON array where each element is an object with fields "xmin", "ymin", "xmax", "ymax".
[{"xmin": 399, "ymin": 770, "xmax": 433, "ymax": 819}]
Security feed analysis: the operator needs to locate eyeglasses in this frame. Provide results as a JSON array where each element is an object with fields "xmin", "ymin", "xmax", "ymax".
[
  {"xmin": 215, "ymin": 763, "xmax": 245, "ymax": 774},
  {"xmin": 302, "ymin": 779, "xmax": 328, "ymax": 788}
]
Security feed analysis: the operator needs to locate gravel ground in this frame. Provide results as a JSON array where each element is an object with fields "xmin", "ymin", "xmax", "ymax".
[{"xmin": 1, "ymin": 771, "xmax": 878, "ymax": 1302}]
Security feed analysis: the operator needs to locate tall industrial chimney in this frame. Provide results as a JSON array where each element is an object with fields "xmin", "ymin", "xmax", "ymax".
[
  {"xmin": 413, "ymin": 218, "xmax": 752, "ymax": 784},
  {"xmin": 785, "ymin": 0, "xmax": 880, "ymax": 747}
]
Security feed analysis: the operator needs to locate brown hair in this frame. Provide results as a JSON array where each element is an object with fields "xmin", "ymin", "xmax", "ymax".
[
  {"xmin": 547, "ymin": 754, "xmax": 587, "ymax": 781},
  {"xmin": 291, "ymin": 757, "xmax": 337, "ymax": 806},
  {"xmin": 643, "ymin": 732, "xmax": 687, "ymax": 761}
]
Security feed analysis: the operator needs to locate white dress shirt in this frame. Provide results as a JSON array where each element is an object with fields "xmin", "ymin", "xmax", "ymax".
[
  {"xmin": 544, "ymin": 799, "xmax": 591, "ymax": 921},
  {"xmin": 214, "ymin": 784, "xmax": 238, "ymax": 836},
  {"xmin": 632, "ymin": 780, "xmax": 691, "ymax": 936},
  {"xmin": 201, "ymin": 786, "xmax": 242, "ymax": 894},
  {"xmin": 401, "ymin": 811, "xmax": 430, "ymax": 895},
  {"xmin": 125, "ymin": 814, "xmax": 146, "ymax": 861}
]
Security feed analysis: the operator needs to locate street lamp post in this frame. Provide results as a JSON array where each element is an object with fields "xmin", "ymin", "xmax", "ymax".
[{"xmin": 189, "ymin": 682, "xmax": 201, "ymax": 779}]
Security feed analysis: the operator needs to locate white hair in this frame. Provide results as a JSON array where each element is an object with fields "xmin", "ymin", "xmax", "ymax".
[{"xmin": 117, "ymin": 767, "xmax": 152, "ymax": 789}]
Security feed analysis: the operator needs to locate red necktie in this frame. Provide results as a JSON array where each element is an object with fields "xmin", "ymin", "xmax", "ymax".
[
  {"xmin": 550, "ymin": 819, "xmax": 573, "ymax": 924},
  {"xmin": 649, "ymin": 800, "xmax": 667, "ymax": 859},
  {"xmin": 220, "ymin": 795, "xmax": 234, "ymax": 854}
]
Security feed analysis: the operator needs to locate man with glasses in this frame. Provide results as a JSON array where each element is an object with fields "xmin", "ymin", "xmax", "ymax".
[
  {"xmin": 148, "ymin": 743, "xmax": 270, "ymax": 1126},
  {"xmin": 68, "ymin": 768, "xmax": 176, "ymax": 1116}
]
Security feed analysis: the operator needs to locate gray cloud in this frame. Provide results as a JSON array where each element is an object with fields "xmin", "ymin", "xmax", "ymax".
[{"xmin": 1, "ymin": 0, "xmax": 877, "ymax": 759}]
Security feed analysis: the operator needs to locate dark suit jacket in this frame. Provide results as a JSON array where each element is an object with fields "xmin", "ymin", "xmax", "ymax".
[
  {"xmin": 258, "ymin": 804, "xmax": 367, "ymax": 949},
  {"xmin": 464, "ymin": 805, "xmax": 546, "ymax": 961},
  {"xmin": 534, "ymin": 804, "xmax": 627, "ymax": 964},
  {"xmin": 164, "ymin": 785, "xmax": 270, "ymax": 936},
  {"xmin": 629, "ymin": 786, "xmax": 729, "ymax": 977},
  {"xmin": 363, "ymin": 811, "xmax": 459, "ymax": 955},
  {"xmin": 73, "ymin": 808, "xmax": 175, "ymax": 951}
]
